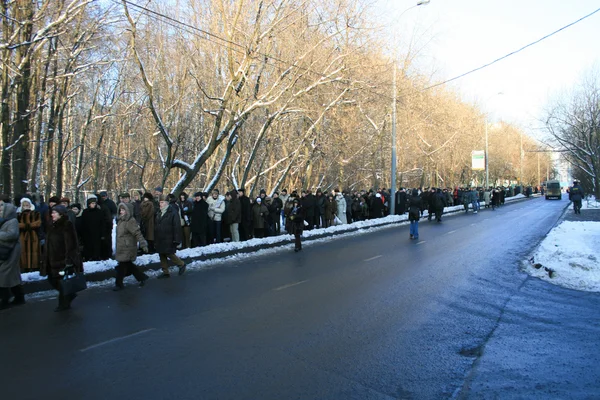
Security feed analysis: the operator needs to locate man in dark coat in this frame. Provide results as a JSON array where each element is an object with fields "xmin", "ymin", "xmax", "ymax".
[
  {"xmin": 237, "ymin": 189, "xmax": 252, "ymax": 241},
  {"xmin": 99, "ymin": 191, "xmax": 117, "ymax": 220},
  {"xmin": 432, "ymin": 188, "xmax": 447, "ymax": 222},
  {"xmin": 225, "ymin": 190, "xmax": 241, "ymax": 242},
  {"xmin": 301, "ymin": 190, "xmax": 316, "ymax": 230},
  {"xmin": 95, "ymin": 193, "xmax": 115, "ymax": 260},
  {"xmin": 396, "ymin": 188, "xmax": 407, "ymax": 215},
  {"xmin": 315, "ymin": 189, "xmax": 325, "ymax": 228},
  {"xmin": 154, "ymin": 195, "xmax": 186, "ymax": 279},
  {"xmin": 270, "ymin": 192, "xmax": 283, "ymax": 234},
  {"xmin": 569, "ymin": 180, "xmax": 585, "ymax": 214},
  {"xmin": 370, "ymin": 192, "xmax": 384, "ymax": 219},
  {"xmin": 191, "ymin": 192, "xmax": 209, "ymax": 247}
]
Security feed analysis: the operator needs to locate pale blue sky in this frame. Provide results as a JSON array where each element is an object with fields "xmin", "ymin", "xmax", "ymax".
[{"xmin": 376, "ymin": 0, "xmax": 600, "ymax": 135}]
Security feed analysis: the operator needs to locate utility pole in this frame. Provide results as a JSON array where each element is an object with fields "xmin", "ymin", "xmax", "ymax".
[{"xmin": 391, "ymin": 64, "xmax": 397, "ymax": 215}]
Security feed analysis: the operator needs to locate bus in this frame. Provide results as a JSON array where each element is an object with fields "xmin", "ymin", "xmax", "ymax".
[{"xmin": 544, "ymin": 180, "xmax": 561, "ymax": 200}]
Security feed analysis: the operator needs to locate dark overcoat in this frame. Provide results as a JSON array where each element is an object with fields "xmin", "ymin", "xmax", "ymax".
[
  {"xmin": 154, "ymin": 205, "xmax": 182, "ymax": 254},
  {"xmin": 42, "ymin": 215, "xmax": 83, "ymax": 278}
]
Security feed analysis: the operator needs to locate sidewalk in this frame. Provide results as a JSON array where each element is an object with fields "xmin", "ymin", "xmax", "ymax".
[
  {"xmin": 463, "ymin": 201, "xmax": 600, "ymax": 398},
  {"xmin": 21, "ymin": 194, "xmax": 536, "ymax": 295}
]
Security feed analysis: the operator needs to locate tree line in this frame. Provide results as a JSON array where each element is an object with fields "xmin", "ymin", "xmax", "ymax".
[{"xmin": 0, "ymin": 0, "xmax": 554, "ymax": 203}]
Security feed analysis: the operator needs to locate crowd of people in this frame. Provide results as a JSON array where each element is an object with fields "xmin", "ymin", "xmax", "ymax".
[{"xmin": 0, "ymin": 184, "xmax": 522, "ymax": 312}]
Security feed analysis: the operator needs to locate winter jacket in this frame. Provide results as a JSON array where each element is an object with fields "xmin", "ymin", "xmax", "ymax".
[
  {"xmin": 80, "ymin": 206, "xmax": 105, "ymax": 261},
  {"xmin": 252, "ymin": 203, "xmax": 269, "ymax": 229},
  {"xmin": 17, "ymin": 208, "xmax": 42, "ymax": 271},
  {"xmin": 154, "ymin": 205, "xmax": 182, "ymax": 254},
  {"xmin": 302, "ymin": 194, "xmax": 316, "ymax": 219},
  {"xmin": 324, "ymin": 199, "xmax": 337, "ymax": 221},
  {"xmin": 369, "ymin": 196, "xmax": 383, "ymax": 219},
  {"xmin": 569, "ymin": 184, "xmax": 584, "ymax": 202},
  {"xmin": 140, "ymin": 200, "xmax": 155, "ymax": 241},
  {"xmin": 408, "ymin": 191, "xmax": 422, "ymax": 222},
  {"xmin": 42, "ymin": 215, "xmax": 83, "ymax": 278},
  {"xmin": 115, "ymin": 203, "xmax": 147, "ymax": 262},
  {"xmin": 335, "ymin": 194, "xmax": 347, "ymax": 223},
  {"xmin": 207, "ymin": 195, "xmax": 226, "ymax": 222},
  {"xmin": 0, "ymin": 204, "xmax": 22, "ymax": 288},
  {"xmin": 191, "ymin": 199, "xmax": 209, "ymax": 234},
  {"xmin": 225, "ymin": 195, "xmax": 242, "ymax": 225}
]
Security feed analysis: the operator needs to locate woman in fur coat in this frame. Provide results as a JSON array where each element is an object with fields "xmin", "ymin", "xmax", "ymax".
[
  {"xmin": 17, "ymin": 197, "xmax": 42, "ymax": 272},
  {"xmin": 42, "ymin": 205, "xmax": 83, "ymax": 312}
]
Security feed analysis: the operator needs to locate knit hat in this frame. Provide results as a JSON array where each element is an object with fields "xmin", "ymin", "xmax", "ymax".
[
  {"xmin": 194, "ymin": 191, "xmax": 203, "ymax": 197},
  {"xmin": 87, "ymin": 197, "xmax": 97, "ymax": 207},
  {"xmin": 52, "ymin": 205, "xmax": 68, "ymax": 217},
  {"xmin": 99, "ymin": 191, "xmax": 108, "ymax": 197}
]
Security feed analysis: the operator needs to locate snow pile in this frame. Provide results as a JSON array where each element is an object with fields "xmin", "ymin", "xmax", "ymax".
[
  {"xmin": 524, "ymin": 221, "xmax": 600, "ymax": 292},
  {"xmin": 582, "ymin": 195, "xmax": 599, "ymax": 210}
]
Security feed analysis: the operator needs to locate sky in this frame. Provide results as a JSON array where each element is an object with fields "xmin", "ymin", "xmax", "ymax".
[{"xmin": 375, "ymin": 0, "xmax": 600, "ymax": 137}]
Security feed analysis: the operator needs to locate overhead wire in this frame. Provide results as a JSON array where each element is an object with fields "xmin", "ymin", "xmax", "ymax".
[
  {"xmin": 116, "ymin": 0, "xmax": 600, "ymax": 103},
  {"xmin": 422, "ymin": 6, "xmax": 600, "ymax": 91}
]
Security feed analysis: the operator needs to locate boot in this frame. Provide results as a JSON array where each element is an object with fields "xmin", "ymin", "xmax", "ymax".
[
  {"xmin": 0, "ymin": 288, "xmax": 11, "ymax": 310},
  {"xmin": 10, "ymin": 285, "xmax": 25, "ymax": 306}
]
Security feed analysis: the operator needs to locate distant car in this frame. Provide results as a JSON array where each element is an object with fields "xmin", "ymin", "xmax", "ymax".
[{"xmin": 545, "ymin": 180, "xmax": 561, "ymax": 200}]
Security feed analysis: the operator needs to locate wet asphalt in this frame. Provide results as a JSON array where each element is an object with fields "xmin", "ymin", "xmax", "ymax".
[{"xmin": 1, "ymin": 195, "xmax": 598, "ymax": 400}]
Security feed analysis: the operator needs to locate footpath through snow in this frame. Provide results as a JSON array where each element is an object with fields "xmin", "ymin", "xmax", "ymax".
[{"xmin": 524, "ymin": 196, "xmax": 600, "ymax": 292}]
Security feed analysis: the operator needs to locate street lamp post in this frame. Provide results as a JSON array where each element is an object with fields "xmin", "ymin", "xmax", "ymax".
[
  {"xmin": 484, "ymin": 92, "xmax": 503, "ymax": 189},
  {"xmin": 390, "ymin": 0, "xmax": 429, "ymax": 215}
]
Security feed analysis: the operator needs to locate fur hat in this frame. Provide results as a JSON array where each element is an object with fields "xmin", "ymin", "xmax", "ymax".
[
  {"xmin": 142, "ymin": 192, "xmax": 154, "ymax": 201},
  {"xmin": 48, "ymin": 196, "xmax": 60, "ymax": 205},
  {"xmin": 86, "ymin": 197, "xmax": 97, "ymax": 207},
  {"xmin": 193, "ymin": 191, "xmax": 203, "ymax": 197}
]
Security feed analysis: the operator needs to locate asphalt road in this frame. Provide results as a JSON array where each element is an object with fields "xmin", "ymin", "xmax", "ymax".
[{"xmin": 1, "ymin": 195, "xmax": 599, "ymax": 400}]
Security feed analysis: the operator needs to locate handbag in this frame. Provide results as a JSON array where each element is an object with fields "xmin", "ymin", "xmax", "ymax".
[
  {"xmin": 60, "ymin": 266, "xmax": 87, "ymax": 296},
  {"xmin": 333, "ymin": 216, "xmax": 342, "ymax": 226}
]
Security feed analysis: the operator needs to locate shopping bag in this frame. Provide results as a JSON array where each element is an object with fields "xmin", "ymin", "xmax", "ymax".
[{"xmin": 334, "ymin": 216, "xmax": 342, "ymax": 225}]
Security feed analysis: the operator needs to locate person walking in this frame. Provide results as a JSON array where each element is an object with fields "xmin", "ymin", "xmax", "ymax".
[
  {"xmin": 155, "ymin": 195, "xmax": 186, "ymax": 279},
  {"xmin": 42, "ymin": 205, "xmax": 83, "ymax": 312},
  {"xmin": 113, "ymin": 203, "xmax": 149, "ymax": 290},
  {"xmin": 0, "ymin": 202, "xmax": 25, "ymax": 309},
  {"xmin": 408, "ymin": 189, "xmax": 422, "ymax": 240},
  {"xmin": 17, "ymin": 197, "xmax": 42, "ymax": 272},
  {"xmin": 569, "ymin": 180, "xmax": 584, "ymax": 214}
]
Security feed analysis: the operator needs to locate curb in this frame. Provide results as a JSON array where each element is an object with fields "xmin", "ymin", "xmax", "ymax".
[{"xmin": 22, "ymin": 194, "xmax": 537, "ymax": 294}]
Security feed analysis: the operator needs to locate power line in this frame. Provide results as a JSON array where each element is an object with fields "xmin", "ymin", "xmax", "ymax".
[
  {"xmin": 422, "ymin": 7, "xmax": 600, "ymax": 91},
  {"xmin": 118, "ymin": 0, "xmax": 345, "ymax": 82}
]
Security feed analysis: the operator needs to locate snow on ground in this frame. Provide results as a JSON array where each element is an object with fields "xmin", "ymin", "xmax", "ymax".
[
  {"xmin": 19, "ymin": 194, "xmax": 528, "ymax": 286},
  {"xmin": 582, "ymin": 195, "xmax": 600, "ymax": 210},
  {"xmin": 524, "ymin": 197, "xmax": 600, "ymax": 292}
]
